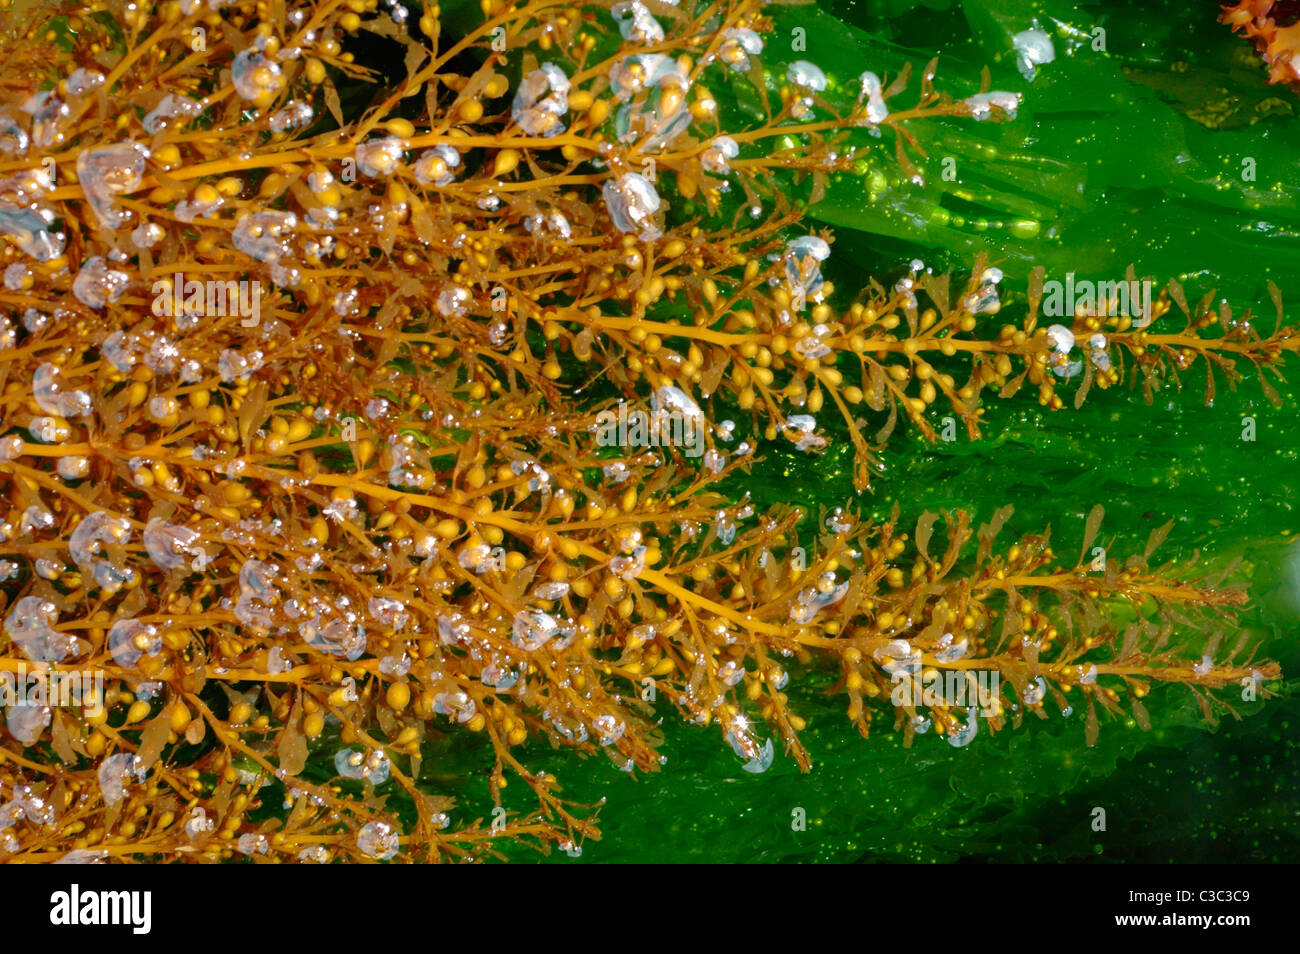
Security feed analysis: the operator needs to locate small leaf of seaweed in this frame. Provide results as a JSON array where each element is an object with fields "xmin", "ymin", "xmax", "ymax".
[
  {"xmin": 1145, "ymin": 518, "xmax": 1175, "ymax": 560},
  {"xmin": 1080, "ymin": 504, "xmax": 1104, "ymax": 567},
  {"xmin": 915, "ymin": 510, "xmax": 938, "ymax": 562}
]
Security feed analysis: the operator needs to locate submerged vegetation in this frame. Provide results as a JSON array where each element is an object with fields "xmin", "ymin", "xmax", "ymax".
[{"xmin": 0, "ymin": 0, "xmax": 1288, "ymax": 861}]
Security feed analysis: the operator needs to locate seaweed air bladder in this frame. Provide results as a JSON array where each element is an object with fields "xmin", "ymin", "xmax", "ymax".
[{"xmin": 0, "ymin": 0, "xmax": 1285, "ymax": 862}]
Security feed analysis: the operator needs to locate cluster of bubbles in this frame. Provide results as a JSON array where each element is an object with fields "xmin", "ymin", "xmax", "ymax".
[
  {"xmin": 334, "ymin": 747, "xmax": 392, "ymax": 784},
  {"xmin": 1045, "ymin": 324, "xmax": 1110, "ymax": 379},
  {"xmin": 789, "ymin": 572, "xmax": 849, "ymax": 624},
  {"xmin": 0, "ymin": 784, "xmax": 56, "ymax": 853}
]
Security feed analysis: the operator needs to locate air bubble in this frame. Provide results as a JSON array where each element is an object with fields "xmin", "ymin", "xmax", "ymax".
[
  {"xmin": 413, "ymin": 145, "xmax": 460, "ymax": 187},
  {"xmin": 231, "ymin": 49, "xmax": 286, "ymax": 104},
  {"xmin": 602, "ymin": 172, "xmax": 662, "ymax": 239},
  {"xmin": 76, "ymin": 142, "xmax": 149, "ymax": 230},
  {"xmin": 71, "ymin": 257, "xmax": 130, "ymax": 309},
  {"xmin": 946, "ymin": 707, "xmax": 979, "ymax": 747},
  {"xmin": 71, "ymin": 512, "xmax": 136, "ymax": 592},
  {"xmin": 610, "ymin": 1, "xmax": 664, "ymax": 43},
  {"xmin": 357, "ymin": 820, "xmax": 399, "ymax": 859},
  {"xmin": 0, "ymin": 111, "xmax": 28, "ymax": 154},
  {"xmin": 513, "ymin": 608, "xmax": 560, "ymax": 650},
  {"xmin": 700, "ymin": 135, "xmax": 739, "ymax": 174},
  {"xmin": 142, "ymin": 93, "xmax": 203, "ymax": 133},
  {"xmin": 108, "ymin": 618, "xmax": 162, "ymax": 669},
  {"xmin": 1012, "ymin": 26, "xmax": 1055, "ymax": 81},
  {"xmin": 0, "ymin": 207, "xmax": 64, "ymax": 261},
  {"xmin": 355, "ymin": 137, "xmax": 406, "ymax": 177},
  {"xmin": 97, "ymin": 753, "xmax": 146, "ymax": 807},
  {"xmin": 858, "ymin": 71, "xmax": 889, "ymax": 124},
  {"xmin": 7, "ymin": 705, "xmax": 50, "ymax": 745},
  {"xmin": 5, "ymin": 596, "xmax": 77, "ymax": 662},
  {"xmin": 964, "ymin": 91, "xmax": 1021, "ymax": 121},
  {"xmin": 511, "ymin": 64, "xmax": 570, "ymax": 137},
  {"xmin": 269, "ymin": 100, "xmax": 313, "ymax": 133},
  {"xmin": 232, "ymin": 210, "xmax": 297, "ymax": 264},
  {"xmin": 334, "ymin": 747, "xmax": 391, "ymax": 784},
  {"xmin": 33, "ymin": 362, "xmax": 91, "ymax": 417},
  {"xmin": 144, "ymin": 518, "xmax": 202, "ymax": 571},
  {"xmin": 131, "ymin": 222, "xmax": 165, "ymax": 249},
  {"xmin": 1023, "ymin": 675, "xmax": 1046, "ymax": 705},
  {"xmin": 718, "ymin": 28, "xmax": 763, "ymax": 71}
]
